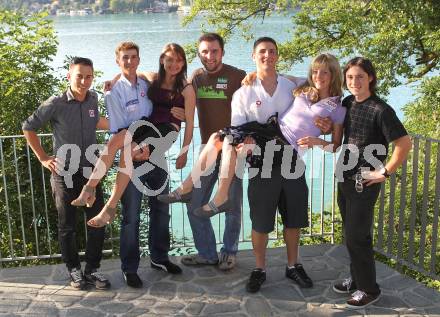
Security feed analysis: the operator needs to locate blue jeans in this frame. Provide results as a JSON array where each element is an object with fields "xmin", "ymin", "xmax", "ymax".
[
  {"xmin": 186, "ymin": 160, "xmax": 242, "ymax": 261},
  {"xmin": 120, "ymin": 161, "xmax": 170, "ymax": 273}
]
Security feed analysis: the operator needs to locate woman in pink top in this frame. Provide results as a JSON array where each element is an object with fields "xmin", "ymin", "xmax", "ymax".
[{"xmin": 159, "ymin": 53, "xmax": 345, "ymax": 217}]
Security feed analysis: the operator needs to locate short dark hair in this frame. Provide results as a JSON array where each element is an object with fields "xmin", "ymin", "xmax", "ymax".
[
  {"xmin": 343, "ymin": 57, "xmax": 377, "ymax": 94},
  {"xmin": 253, "ymin": 37, "xmax": 278, "ymax": 52},
  {"xmin": 198, "ymin": 33, "xmax": 224, "ymax": 51},
  {"xmin": 70, "ymin": 56, "xmax": 94, "ymax": 70}
]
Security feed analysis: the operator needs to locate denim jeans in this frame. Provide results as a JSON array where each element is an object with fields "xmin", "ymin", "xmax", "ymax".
[
  {"xmin": 337, "ymin": 180, "xmax": 381, "ymax": 295},
  {"xmin": 186, "ymin": 160, "xmax": 243, "ymax": 261},
  {"xmin": 50, "ymin": 172, "xmax": 105, "ymax": 271},
  {"xmin": 120, "ymin": 161, "xmax": 170, "ymax": 273}
]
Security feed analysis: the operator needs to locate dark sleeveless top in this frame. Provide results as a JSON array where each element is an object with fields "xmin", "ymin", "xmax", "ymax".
[{"xmin": 148, "ymin": 86, "xmax": 185, "ymax": 128}]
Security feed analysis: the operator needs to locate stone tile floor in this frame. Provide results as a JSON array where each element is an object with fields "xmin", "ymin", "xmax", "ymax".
[{"xmin": 0, "ymin": 244, "xmax": 439, "ymax": 316}]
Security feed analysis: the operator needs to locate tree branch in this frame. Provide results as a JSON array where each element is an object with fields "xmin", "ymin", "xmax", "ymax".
[{"xmin": 221, "ymin": 5, "xmax": 271, "ymax": 33}]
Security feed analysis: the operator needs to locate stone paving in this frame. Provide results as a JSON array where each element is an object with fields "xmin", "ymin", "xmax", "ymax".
[{"xmin": 0, "ymin": 244, "xmax": 439, "ymax": 316}]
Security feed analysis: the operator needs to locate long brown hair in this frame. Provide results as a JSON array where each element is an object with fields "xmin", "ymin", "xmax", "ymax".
[{"xmin": 149, "ymin": 43, "xmax": 187, "ymax": 99}]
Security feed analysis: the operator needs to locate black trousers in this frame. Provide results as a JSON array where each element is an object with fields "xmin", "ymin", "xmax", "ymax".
[
  {"xmin": 50, "ymin": 172, "xmax": 105, "ymax": 271},
  {"xmin": 337, "ymin": 180, "xmax": 381, "ymax": 295}
]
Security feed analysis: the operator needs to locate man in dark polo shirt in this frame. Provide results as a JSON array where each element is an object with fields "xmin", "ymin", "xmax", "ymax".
[{"xmin": 22, "ymin": 57, "xmax": 111, "ymax": 290}]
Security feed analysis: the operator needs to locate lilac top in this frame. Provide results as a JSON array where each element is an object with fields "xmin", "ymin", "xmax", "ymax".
[{"xmin": 279, "ymin": 94, "xmax": 346, "ymax": 149}]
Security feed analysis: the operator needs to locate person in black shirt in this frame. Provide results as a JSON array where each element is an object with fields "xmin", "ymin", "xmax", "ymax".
[{"xmin": 333, "ymin": 57, "xmax": 411, "ymax": 309}]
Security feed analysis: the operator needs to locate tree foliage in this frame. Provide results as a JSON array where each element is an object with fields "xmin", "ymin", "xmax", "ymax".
[
  {"xmin": 0, "ymin": 11, "xmax": 115, "ymax": 266},
  {"xmin": 0, "ymin": 10, "xmax": 60, "ymax": 135},
  {"xmin": 0, "ymin": 10, "xmax": 61, "ymax": 263},
  {"xmin": 403, "ymin": 76, "xmax": 440, "ymax": 139},
  {"xmin": 183, "ymin": 0, "xmax": 440, "ymax": 94}
]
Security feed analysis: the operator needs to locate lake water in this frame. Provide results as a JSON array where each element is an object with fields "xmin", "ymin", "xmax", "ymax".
[
  {"xmin": 51, "ymin": 12, "xmax": 414, "ymax": 119},
  {"xmin": 51, "ymin": 13, "xmax": 415, "ymax": 244}
]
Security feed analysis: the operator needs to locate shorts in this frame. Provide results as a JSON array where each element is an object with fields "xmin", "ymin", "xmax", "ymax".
[{"xmin": 248, "ymin": 152, "xmax": 309, "ymax": 233}]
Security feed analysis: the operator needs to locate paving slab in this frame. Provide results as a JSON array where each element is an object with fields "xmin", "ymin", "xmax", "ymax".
[
  {"xmin": 244, "ymin": 297, "xmax": 272, "ymax": 316},
  {"xmin": 202, "ymin": 301, "xmax": 241, "ymax": 314},
  {"xmin": 0, "ymin": 245, "xmax": 437, "ymax": 316},
  {"xmin": 64, "ymin": 307, "xmax": 106, "ymax": 317},
  {"xmin": 184, "ymin": 301, "xmax": 205, "ymax": 315}
]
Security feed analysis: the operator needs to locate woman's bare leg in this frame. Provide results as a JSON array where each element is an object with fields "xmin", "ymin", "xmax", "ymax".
[
  {"xmin": 176, "ymin": 132, "xmax": 224, "ymax": 194},
  {"xmin": 87, "ymin": 144, "xmax": 136, "ymax": 227},
  {"xmin": 201, "ymin": 136, "xmax": 237, "ymax": 209},
  {"xmin": 72, "ymin": 130, "xmax": 132, "ymax": 206},
  {"xmin": 88, "ymin": 130, "xmax": 131, "ymax": 187},
  {"xmin": 106, "ymin": 147, "xmax": 134, "ymax": 208}
]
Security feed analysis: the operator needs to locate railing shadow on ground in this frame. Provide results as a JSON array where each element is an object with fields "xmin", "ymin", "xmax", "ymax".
[{"xmin": 0, "ymin": 130, "xmax": 439, "ymax": 283}]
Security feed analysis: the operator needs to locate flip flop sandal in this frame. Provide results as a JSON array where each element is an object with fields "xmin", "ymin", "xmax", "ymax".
[
  {"xmin": 87, "ymin": 205, "xmax": 117, "ymax": 228},
  {"xmin": 71, "ymin": 185, "xmax": 96, "ymax": 207},
  {"xmin": 193, "ymin": 199, "xmax": 232, "ymax": 218},
  {"xmin": 157, "ymin": 189, "xmax": 193, "ymax": 204}
]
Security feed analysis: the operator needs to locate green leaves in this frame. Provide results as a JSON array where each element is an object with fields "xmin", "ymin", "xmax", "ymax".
[
  {"xmin": 0, "ymin": 10, "xmax": 60, "ymax": 135},
  {"xmin": 184, "ymin": 0, "xmax": 439, "ymax": 95},
  {"xmin": 403, "ymin": 77, "xmax": 440, "ymax": 139}
]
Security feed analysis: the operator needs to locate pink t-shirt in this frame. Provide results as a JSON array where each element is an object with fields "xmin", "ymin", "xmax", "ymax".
[{"xmin": 279, "ymin": 94, "xmax": 346, "ymax": 148}]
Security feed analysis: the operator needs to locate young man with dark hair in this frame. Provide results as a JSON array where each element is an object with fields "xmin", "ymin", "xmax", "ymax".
[
  {"xmin": 333, "ymin": 57, "xmax": 411, "ymax": 308},
  {"xmin": 231, "ymin": 37, "xmax": 313, "ymax": 293},
  {"xmin": 22, "ymin": 57, "xmax": 111, "ymax": 290},
  {"xmin": 181, "ymin": 33, "xmax": 246, "ymax": 270}
]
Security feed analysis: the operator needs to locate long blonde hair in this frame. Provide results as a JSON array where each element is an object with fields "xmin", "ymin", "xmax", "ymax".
[{"xmin": 294, "ymin": 53, "xmax": 343, "ymax": 102}]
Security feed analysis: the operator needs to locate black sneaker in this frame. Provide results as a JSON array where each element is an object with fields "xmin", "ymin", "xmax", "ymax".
[
  {"xmin": 246, "ymin": 268, "xmax": 266, "ymax": 293},
  {"xmin": 69, "ymin": 267, "xmax": 86, "ymax": 290},
  {"xmin": 333, "ymin": 277, "xmax": 357, "ymax": 294},
  {"xmin": 346, "ymin": 290, "xmax": 381, "ymax": 309},
  {"xmin": 123, "ymin": 271, "xmax": 143, "ymax": 288},
  {"xmin": 151, "ymin": 260, "xmax": 182, "ymax": 274},
  {"xmin": 285, "ymin": 264, "xmax": 313, "ymax": 288},
  {"xmin": 84, "ymin": 269, "xmax": 111, "ymax": 290}
]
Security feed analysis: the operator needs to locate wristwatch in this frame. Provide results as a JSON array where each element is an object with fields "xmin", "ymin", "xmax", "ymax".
[{"xmin": 381, "ymin": 167, "xmax": 391, "ymax": 178}]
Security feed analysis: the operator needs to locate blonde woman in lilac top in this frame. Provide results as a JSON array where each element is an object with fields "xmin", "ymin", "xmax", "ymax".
[{"xmin": 159, "ymin": 53, "xmax": 346, "ymax": 217}]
